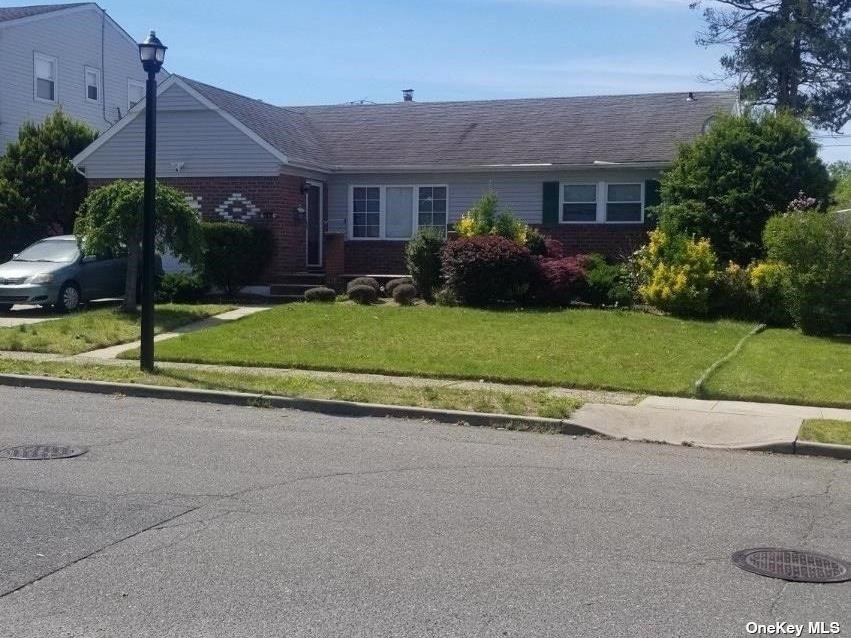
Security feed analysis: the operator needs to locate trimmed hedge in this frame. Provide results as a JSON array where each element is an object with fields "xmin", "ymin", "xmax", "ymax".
[
  {"xmin": 385, "ymin": 277, "xmax": 413, "ymax": 298},
  {"xmin": 442, "ymin": 236, "xmax": 534, "ymax": 306},
  {"xmin": 348, "ymin": 284, "xmax": 378, "ymax": 305},
  {"xmin": 392, "ymin": 283, "xmax": 417, "ymax": 305},
  {"xmin": 346, "ymin": 277, "xmax": 380, "ymax": 294},
  {"xmin": 201, "ymin": 222, "xmax": 272, "ymax": 295},
  {"xmin": 405, "ymin": 228, "xmax": 445, "ymax": 301},
  {"xmin": 304, "ymin": 286, "xmax": 336, "ymax": 303}
]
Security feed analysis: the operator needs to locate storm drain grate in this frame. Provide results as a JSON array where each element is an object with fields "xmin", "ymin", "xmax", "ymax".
[
  {"xmin": 732, "ymin": 548, "xmax": 850, "ymax": 583},
  {"xmin": 0, "ymin": 445, "xmax": 88, "ymax": 461}
]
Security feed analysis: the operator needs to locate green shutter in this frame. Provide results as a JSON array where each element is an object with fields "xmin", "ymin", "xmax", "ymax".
[
  {"xmin": 644, "ymin": 179, "xmax": 662, "ymax": 208},
  {"xmin": 542, "ymin": 181, "xmax": 559, "ymax": 225}
]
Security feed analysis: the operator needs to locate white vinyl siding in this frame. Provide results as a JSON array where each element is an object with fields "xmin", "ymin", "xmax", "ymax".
[
  {"xmin": 34, "ymin": 52, "xmax": 57, "ymax": 102},
  {"xmin": 0, "ymin": 5, "xmax": 158, "ymax": 152},
  {"xmin": 84, "ymin": 66, "xmax": 100, "ymax": 102},
  {"xmin": 128, "ymin": 79, "xmax": 145, "ymax": 110},
  {"xmin": 349, "ymin": 185, "xmax": 449, "ymax": 240}
]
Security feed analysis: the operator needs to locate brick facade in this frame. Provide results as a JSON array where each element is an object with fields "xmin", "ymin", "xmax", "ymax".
[
  {"xmin": 537, "ymin": 223, "xmax": 652, "ymax": 261},
  {"xmin": 87, "ymin": 176, "xmax": 654, "ymax": 283},
  {"xmin": 89, "ymin": 174, "xmax": 314, "ymax": 283}
]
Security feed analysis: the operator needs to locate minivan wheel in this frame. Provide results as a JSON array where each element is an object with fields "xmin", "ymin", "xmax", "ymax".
[
  {"xmin": 0, "ymin": 303, "xmax": 12, "ymax": 314},
  {"xmin": 56, "ymin": 282, "xmax": 81, "ymax": 312}
]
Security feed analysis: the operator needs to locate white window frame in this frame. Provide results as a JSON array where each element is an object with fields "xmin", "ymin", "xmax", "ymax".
[
  {"xmin": 84, "ymin": 66, "xmax": 101, "ymax": 103},
  {"xmin": 605, "ymin": 182, "xmax": 645, "ymax": 224},
  {"xmin": 34, "ymin": 52, "xmax": 58, "ymax": 104},
  {"xmin": 559, "ymin": 183, "xmax": 599, "ymax": 224},
  {"xmin": 348, "ymin": 184, "xmax": 449, "ymax": 240},
  {"xmin": 559, "ymin": 181, "xmax": 645, "ymax": 224},
  {"xmin": 127, "ymin": 79, "xmax": 146, "ymax": 110}
]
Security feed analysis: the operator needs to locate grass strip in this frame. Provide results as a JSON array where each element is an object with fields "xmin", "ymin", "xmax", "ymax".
[
  {"xmin": 0, "ymin": 358, "xmax": 581, "ymax": 422},
  {"xmin": 798, "ymin": 419, "xmax": 851, "ymax": 446},
  {"xmin": 693, "ymin": 322, "xmax": 766, "ymax": 398},
  {"xmin": 0, "ymin": 304, "xmax": 233, "ymax": 355}
]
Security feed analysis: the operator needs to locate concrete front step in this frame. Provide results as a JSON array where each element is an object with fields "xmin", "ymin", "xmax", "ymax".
[
  {"xmin": 269, "ymin": 282, "xmax": 333, "ymax": 297},
  {"xmin": 275, "ymin": 273, "xmax": 327, "ymax": 285}
]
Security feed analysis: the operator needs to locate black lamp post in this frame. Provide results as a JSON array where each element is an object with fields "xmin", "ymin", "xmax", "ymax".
[{"xmin": 138, "ymin": 31, "xmax": 166, "ymax": 372}]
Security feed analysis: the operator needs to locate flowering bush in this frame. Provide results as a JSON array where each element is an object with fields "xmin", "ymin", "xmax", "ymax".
[
  {"xmin": 442, "ymin": 235, "xmax": 534, "ymax": 306},
  {"xmin": 748, "ymin": 261, "xmax": 792, "ymax": 326},
  {"xmin": 455, "ymin": 192, "xmax": 532, "ymax": 247},
  {"xmin": 634, "ymin": 229, "xmax": 717, "ymax": 317},
  {"xmin": 528, "ymin": 255, "xmax": 589, "ymax": 306}
]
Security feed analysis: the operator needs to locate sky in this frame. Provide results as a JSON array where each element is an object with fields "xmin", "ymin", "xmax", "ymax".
[{"xmin": 10, "ymin": 0, "xmax": 851, "ymax": 161}]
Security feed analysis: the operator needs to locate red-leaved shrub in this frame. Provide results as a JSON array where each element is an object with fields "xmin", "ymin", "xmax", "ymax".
[
  {"xmin": 528, "ymin": 255, "xmax": 589, "ymax": 306},
  {"xmin": 442, "ymin": 236, "xmax": 534, "ymax": 306},
  {"xmin": 543, "ymin": 238, "xmax": 565, "ymax": 259}
]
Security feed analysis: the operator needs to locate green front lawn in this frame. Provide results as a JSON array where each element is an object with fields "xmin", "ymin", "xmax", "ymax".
[
  {"xmin": 704, "ymin": 329, "xmax": 851, "ymax": 407},
  {"xmin": 798, "ymin": 419, "xmax": 851, "ymax": 446},
  {"xmin": 145, "ymin": 304, "xmax": 755, "ymax": 396},
  {"xmin": 0, "ymin": 304, "xmax": 233, "ymax": 355}
]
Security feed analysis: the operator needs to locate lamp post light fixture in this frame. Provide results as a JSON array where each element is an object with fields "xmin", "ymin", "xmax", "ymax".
[{"xmin": 138, "ymin": 30, "xmax": 166, "ymax": 372}]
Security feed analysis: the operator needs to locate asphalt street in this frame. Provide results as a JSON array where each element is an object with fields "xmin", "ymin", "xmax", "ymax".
[{"xmin": 0, "ymin": 386, "xmax": 848, "ymax": 637}]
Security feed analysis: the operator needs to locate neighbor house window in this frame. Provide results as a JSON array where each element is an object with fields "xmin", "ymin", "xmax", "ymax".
[
  {"xmin": 34, "ymin": 53, "xmax": 57, "ymax": 102},
  {"xmin": 350, "ymin": 185, "xmax": 449, "ymax": 239},
  {"xmin": 417, "ymin": 186, "xmax": 447, "ymax": 234},
  {"xmin": 561, "ymin": 184, "xmax": 597, "ymax": 222},
  {"xmin": 85, "ymin": 66, "xmax": 100, "ymax": 102},
  {"xmin": 351, "ymin": 187, "xmax": 381, "ymax": 238},
  {"xmin": 128, "ymin": 79, "xmax": 145, "ymax": 109},
  {"xmin": 606, "ymin": 183, "xmax": 643, "ymax": 222}
]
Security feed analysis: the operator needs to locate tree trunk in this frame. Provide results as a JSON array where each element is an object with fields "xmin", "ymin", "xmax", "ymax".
[{"xmin": 122, "ymin": 237, "xmax": 140, "ymax": 312}]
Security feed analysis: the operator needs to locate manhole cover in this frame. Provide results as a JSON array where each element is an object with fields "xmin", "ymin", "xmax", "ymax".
[
  {"xmin": 732, "ymin": 548, "xmax": 850, "ymax": 583},
  {"xmin": 0, "ymin": 445, "xmax": 88, "ymax": 461}
]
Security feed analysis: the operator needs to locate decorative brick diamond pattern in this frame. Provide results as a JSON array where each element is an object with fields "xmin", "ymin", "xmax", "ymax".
[{"xmin": 215, "ymin": 193, "xmax": 261, "ymax": 221}]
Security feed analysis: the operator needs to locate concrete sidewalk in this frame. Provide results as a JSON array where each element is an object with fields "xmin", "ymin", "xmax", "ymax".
[
  {"xmin": 76, "ymin": 306, "xmax": 270, "ymax": 360},
  {"xmin": 571, "ymin": 397, "xmax": 850, "ymax": 450}
]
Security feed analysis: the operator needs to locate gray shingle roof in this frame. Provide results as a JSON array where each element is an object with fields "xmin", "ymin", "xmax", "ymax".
[
  {"xmin": 179, "ymin": 76, "xmax": 737, "ymax": 171},
  {"xmin": 0, "ymin": 3, "xmax": 90, "ymax": 22}
]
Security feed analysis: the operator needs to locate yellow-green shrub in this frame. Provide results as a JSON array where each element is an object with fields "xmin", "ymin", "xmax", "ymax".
[
  {"xmin": 634, "ymin": 229, "xmax": 717, "ymax": 317},
  {"xmin": 747, "ymin": 260, "xmax": 792, "ymax": 326}
]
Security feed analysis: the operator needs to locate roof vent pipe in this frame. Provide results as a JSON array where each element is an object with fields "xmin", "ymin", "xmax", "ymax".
[
  {"xmin": 402, "ymin": 89, "xmax": 414, "ymax": 102},
  {"xmin": 687, "ymin": 92, "xmax": 695, "ymax": 101}
]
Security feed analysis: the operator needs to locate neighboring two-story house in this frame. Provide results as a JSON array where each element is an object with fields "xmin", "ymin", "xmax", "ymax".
[{"xmin": 0, "ymin": 2, "xmax": 161, "ymax": 153}]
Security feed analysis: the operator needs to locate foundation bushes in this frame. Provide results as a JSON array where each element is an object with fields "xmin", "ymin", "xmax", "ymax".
[{"xmin": 441, "ymin": 235, "xmax": 534, "ymax": 306}]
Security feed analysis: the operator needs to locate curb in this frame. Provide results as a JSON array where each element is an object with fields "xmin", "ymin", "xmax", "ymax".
[
  {"xmin": 794, "ymin": 439, "xmax": 851, "ymax": 460},
  {"xmin": 0, "ymin": 373, "xmax": 595, "ymax": 435},
  {"xmin": 0, "ymin": 373, "xmax": 847, "ymax": 460}
]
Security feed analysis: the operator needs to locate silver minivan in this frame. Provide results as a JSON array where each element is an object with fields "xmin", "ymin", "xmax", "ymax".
[{"xmin": 0, "ymin": 236, "xmax": 128, "ymax": 312}]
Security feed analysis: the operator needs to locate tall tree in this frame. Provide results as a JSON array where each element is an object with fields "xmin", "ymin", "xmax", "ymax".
[
  {"xmin": 692, "ymin": 0, "xmax": 851, "ymax": 131},
  {"xmin": 656, "ymin": 112, "xmax": 832, "ymax": 264},
  {"xmin": 0, "ymin": 111, "xmax": 97, "ymax": 235}
]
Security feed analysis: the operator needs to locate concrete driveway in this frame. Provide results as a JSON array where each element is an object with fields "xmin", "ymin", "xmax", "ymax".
[
  {"xmin": 0, "ymin": 300, "xmax": 121, "ymax": 328},
  {"xmin": 0, "ymin": 387, "xmax": 848, "ymax": 637}
]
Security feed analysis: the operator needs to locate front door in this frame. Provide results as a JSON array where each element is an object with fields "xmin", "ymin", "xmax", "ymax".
[{"xmin": 305, "ymin": 183, "xmax": 322, "ymax": 267}]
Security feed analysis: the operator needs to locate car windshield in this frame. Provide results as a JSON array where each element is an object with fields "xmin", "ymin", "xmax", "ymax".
[{"xmin": 13, "ymin": 240, "xmax": 80, "ymax": 263}]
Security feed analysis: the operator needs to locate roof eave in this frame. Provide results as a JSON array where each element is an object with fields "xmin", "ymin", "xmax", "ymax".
[{"xmin": 326, "ymin": 161, "xmax": 671, "ymax": 174}]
